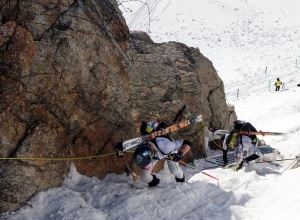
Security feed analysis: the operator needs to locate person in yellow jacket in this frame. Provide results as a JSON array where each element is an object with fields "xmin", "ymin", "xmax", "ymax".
[{"xmin": 274, "ymin": 78, "xmax": 282, "ymax": 91}]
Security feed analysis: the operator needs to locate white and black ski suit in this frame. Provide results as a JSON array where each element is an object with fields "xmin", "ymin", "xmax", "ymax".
[{"xmin": 139, "ymin": 136, "xmax": 185, "ymax": 184}]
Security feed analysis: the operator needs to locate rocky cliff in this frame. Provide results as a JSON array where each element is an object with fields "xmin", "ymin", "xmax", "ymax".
[{"xmin": 0, "ymin": 0, "xmax": 235, "ymax": 212}]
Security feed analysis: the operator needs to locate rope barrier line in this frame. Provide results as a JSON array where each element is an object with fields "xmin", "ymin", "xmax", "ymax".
[
  {"xmin": 190, "ymin": 122, "xmax": 205, "ymax": 142},
  {"xmin": 0, "ymin": 122, "xmax": 205, "ymax": 161},
  {"xmin": 0, "ymin": 153, "xmax": 116, "ymax": 161},
  {"xmin": 179, "ymin": 160, "xmax": 219, "ymax": 184},
  {"xmin": 211, "ymin": 139, "xmax": 224, "ymax": 150},
  {"xmin": 89, "ymin": 0, "xmax": 132, "ymax": 66},
  {"xmin": 280, "ymin": 157, "xmax": 298, "ymax": 175}
]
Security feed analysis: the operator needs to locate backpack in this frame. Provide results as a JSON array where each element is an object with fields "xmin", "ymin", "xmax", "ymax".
[{"xmin": 233, "ymin": 120, "xmax": 257, "ymax": 143}]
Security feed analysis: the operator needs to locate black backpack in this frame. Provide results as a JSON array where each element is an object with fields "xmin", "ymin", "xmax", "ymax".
[{"xmin": 233, "ymin": 120, "xmax": 257, "ymax": 142}]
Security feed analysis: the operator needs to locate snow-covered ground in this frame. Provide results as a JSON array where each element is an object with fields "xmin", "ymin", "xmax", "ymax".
[
  {"xmin": 120, "ymin": 0, "xmax": 300, "ymax": 96},
  {"xmin": 2, "ymin": 0, "xmax": 300, "ymax": 219}
]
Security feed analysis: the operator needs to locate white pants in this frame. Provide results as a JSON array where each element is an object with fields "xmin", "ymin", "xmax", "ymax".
[
  {"xmin": 140, "ymin": 159, "xmax": 184, "ymax": 184},
  {"xmin": 235, "ymin": 136, "xmax": 260, "ymax": 165}
]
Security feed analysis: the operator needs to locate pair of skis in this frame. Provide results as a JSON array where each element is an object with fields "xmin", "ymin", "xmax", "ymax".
[
  {"xmin": 114, "ymin": 114, "xmax": 287, "ymax": 155},
  {"xmin": 212, "ymin": 129, "xmax": 287, "ymax": 136},
  {"xmin": 114, "ymin": 115, "xmax": 203, "ymax": 155}
]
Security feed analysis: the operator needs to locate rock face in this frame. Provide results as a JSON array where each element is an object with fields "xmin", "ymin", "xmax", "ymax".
[{"xmin": 0, "ymin": 0, "xmax": 235, "ymax": 212}]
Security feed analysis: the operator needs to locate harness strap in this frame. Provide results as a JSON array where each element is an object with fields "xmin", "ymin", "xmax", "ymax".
[{"xmin": 148, "ymin": 135, "xmax": 174, "ymax": 156}]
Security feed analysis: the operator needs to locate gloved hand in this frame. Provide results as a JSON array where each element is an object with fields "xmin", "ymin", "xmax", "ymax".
[
  {"xmin": 209, "ymin": 127, "xmax": 217, "ymax": 133},
  {"xmin": 168, "ymin": 151, "xmax": 183, "ymax": 162},
  {"xmin": 113, "ymin": 142, "xmax": 124, "ymax": 158}
]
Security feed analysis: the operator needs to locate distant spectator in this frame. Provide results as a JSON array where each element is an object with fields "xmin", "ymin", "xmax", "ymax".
[{"xmin": 274, "ymin": 78, "xmax": 282, "ymax": 91}]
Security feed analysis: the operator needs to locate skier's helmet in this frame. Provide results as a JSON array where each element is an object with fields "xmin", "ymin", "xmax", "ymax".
[
  {"xmin": 134, "ymin": 145, "xmax": 152, "ymax": 167},
  {"xmin": 226, "ymin": 133, "xmax": 240, "ymax": 150},
  {"xmin": 233, "ymin": 120, "xmax": 247, "ymax": 130}
]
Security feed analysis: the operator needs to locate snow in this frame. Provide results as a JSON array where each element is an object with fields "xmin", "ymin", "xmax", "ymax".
[{"xmin": 2, "ymin": 0, "xmax": 300, "ymax": 219}]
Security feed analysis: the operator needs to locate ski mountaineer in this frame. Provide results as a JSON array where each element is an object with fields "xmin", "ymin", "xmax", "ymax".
[
  {"xmin": 223, "ymin": 120, "xmax": 260, "ymax": 170},
  {"xmin": 133, "ymin": 121, "xmax": 192, "ymax": 187}
]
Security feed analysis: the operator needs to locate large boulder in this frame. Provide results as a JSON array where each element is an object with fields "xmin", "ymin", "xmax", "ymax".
[{"xmin": 0, "ymin": 0, "xmax": 235, "ymax": 212}]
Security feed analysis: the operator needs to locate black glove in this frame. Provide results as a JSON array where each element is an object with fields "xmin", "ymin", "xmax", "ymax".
[
  {"xmin": 168, "ymin": 151, "xmax": 183, "ymax": 162},
  {"xmin": 113, "ymin": 141, "xmax": 124, "ymax": 158},
  {"xmin": 148, "ymin": 174, "xmax": 160, "ymax": 187}
]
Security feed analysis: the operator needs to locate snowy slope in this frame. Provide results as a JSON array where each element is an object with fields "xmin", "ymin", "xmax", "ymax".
[
  {"xmin": 121, "ymin": 0, "xmax": 300, "ymax": 96},
  {"xmin": 2, "ymin": 0, "xmax": 300, "ymax": 219}
]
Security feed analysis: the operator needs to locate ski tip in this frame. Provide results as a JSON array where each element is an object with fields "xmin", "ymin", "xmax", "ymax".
[{"xmin": 189, "ymin": 115, "xmax": 203, "ymax": 123}]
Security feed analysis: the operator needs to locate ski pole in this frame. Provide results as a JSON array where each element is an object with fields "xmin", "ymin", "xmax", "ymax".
[
  {"xmin": 124, "ymin": 160, "xmax": 139, "ymax": 182},
  {"xmin": 179, "ymin": 160, "xmax": 219, "ymax": 183}
]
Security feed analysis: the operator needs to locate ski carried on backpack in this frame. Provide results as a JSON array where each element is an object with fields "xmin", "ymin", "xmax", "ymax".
[
  {"xmin": 236, "ymin": 130, "xmax": 287, "ymax": 136},
  {"xmin": 213, "ymin": 129, "xmax": 287, "ymax": 136},
  {"xmin": 114, "ymin": 115, "xmax": 202, "ymax": 155}
]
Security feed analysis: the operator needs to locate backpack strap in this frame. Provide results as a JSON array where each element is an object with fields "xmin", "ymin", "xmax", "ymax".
[{"xmin": 148, "ymin": 135, "xmax": 173, "ymax": 156}]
